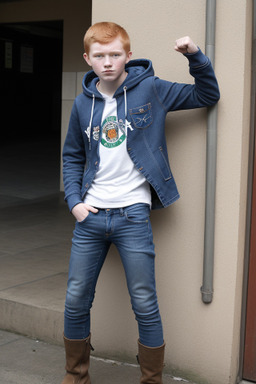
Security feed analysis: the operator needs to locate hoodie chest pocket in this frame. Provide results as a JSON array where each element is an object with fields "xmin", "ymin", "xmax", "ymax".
[{"xmin": 129, "ymin": 103, "xmax": 153, "ymax": 129}]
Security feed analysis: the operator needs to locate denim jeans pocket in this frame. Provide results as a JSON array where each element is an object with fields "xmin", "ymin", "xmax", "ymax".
[
  {"xmin": 124, "ymin": 203, "xmax": 150, "ymax": 224},
  {"xmin": 77, "ymin": 211, "xmax": 91, "ymax": 225}
]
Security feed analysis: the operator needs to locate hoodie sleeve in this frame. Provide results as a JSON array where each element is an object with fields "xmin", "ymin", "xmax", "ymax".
[
  {"xmin": 153, "ymin": 48, "xmax": 220, "ymax": 112},
  {"xmin": 62, "ymin": 101, "xmax": 86, "ymax": 212}
]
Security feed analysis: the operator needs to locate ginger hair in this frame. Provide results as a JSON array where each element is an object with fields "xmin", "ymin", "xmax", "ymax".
[{"xmin": 83, "ymin": 22, "xmax": 131, "ymax": 54}]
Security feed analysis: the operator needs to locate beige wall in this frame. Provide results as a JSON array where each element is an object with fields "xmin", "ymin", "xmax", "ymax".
[{"xmin": 89, "ymin": 1, "xmax": 252, "ymax": 384}]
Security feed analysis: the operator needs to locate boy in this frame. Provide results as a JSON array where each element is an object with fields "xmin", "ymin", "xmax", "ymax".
[{"xmin": 62, "ymin": 22, "xmax": 220, "ymax": 384}]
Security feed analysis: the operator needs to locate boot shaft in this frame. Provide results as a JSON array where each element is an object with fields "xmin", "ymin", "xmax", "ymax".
[
  {"xmin": 138, "ymin": 340, "xmax": 165, "ymax": 384},
  {"xmin": 61, "ymin": 334, "xmax": 92, "ymax": 384}
]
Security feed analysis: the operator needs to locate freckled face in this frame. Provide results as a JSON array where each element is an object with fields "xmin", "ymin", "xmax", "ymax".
[{"xmin": 83, "ymin": 37, "xmax": 132, "ymax": 85}]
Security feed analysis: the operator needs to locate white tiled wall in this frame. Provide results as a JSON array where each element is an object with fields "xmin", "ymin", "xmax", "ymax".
[{"xmin": 62, "ymin": 72, "xmax": 77, "ymax": 100}]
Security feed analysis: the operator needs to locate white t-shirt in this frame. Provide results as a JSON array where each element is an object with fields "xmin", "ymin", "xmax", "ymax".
[{"xmin": 84, "ymin": 92, "xmax": 151, "ymax": 208}]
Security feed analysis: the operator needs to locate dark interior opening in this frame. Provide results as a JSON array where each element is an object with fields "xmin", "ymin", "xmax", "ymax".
[{"xmin": 0, "ymin": 20, "xmax": 63, "ymax": 207}]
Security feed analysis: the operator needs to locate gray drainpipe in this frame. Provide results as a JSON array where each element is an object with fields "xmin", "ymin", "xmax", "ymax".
[{"xmin": 200, "ymin": 0, "xmax": 218, "ymax": 304}]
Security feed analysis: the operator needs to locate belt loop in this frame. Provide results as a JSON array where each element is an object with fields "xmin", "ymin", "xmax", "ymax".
[{"xmin": 120, "ymin": 208, "xmax": 124, "ymax": 216}]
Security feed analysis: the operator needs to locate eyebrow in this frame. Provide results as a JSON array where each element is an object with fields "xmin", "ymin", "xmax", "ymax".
[{"xmin": 92, "ymin": 50, "xmax": 123, "ymax": 55}]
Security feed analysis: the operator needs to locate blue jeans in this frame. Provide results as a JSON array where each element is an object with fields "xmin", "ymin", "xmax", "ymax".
[{"xmin": 64, "ymin": 203, "xmax": 163, "ymax": 347}]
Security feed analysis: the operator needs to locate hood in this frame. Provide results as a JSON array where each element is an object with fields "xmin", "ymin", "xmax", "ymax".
[{"xmin": 82, "ymin": 58, "xmax": 154, "ymax": 98}]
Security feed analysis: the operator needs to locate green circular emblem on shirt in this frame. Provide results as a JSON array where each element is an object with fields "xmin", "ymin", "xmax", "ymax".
[{"xmin": 101, "ymin": 116, "xmax": 126, "ymax": 148}]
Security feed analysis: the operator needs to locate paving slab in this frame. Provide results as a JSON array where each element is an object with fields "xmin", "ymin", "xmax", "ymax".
[{"xmin": 0, "ymin": 245, "xmax": 69, "ymax": 291}]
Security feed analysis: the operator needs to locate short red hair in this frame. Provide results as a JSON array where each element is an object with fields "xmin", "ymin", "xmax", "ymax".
[{"xmin": 83, "ymin": 22, "xmax": 131, "ymax": 54}]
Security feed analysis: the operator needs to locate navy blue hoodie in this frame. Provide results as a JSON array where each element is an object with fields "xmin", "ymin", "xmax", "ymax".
[{"xmin": 63, "ymin": 49, "xmax": 220, "ymax": 211}]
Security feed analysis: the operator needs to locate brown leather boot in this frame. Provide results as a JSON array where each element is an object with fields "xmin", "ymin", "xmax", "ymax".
[
  {"xmin": 61, "ymin": 334, "xmax": 92, "ymax": 384},
  {"xmin": 138, "ymin": 340, "xmax": 165, "ymax": 384}
]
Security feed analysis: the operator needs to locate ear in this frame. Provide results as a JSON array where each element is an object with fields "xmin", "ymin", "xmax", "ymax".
[
  {"xmin": 126, "ymin": 51, "xmax": 132, "ymax": 64},
  {"xmin": 83, "ymin": 53, "xmax": 92, "ymax": 66}
]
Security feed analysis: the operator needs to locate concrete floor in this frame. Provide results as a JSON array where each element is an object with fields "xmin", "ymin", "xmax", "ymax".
[
  {"xmin": 0, "ymin": 328, "xmax": 191, "ymax": 384},
  {"xmin": 0, "ymin": 193, "xmax": 72, "ymax": 344},
  {"xmin": 0, "ymin": 136, "xmax": 191, "ymax": 383}
]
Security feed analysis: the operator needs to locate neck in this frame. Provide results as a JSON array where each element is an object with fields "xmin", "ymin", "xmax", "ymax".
[{"xmin": 97, "ymin": 72, "xmax": 128, "ymax": 97}]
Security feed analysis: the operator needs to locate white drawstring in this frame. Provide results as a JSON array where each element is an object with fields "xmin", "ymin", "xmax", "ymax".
[
  {"xmin": 85, "ymin": 94, "xmax": 95, "ymax": 149},
  {"xmin": 124, "ymin": 86, "xmax": 127, "ymax": 123},
  {"xmin": 123, "ymin": 86, "xmax": 133, "ymax": 134}
]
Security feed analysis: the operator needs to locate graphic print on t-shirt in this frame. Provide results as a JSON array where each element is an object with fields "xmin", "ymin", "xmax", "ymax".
[
  {"xmin": 83, "ymin": 95, "xmax": 151, "ymax": 208},
  {"xmin": 101, "ymin": 116, "xmax": 126, "ymax": 148}
]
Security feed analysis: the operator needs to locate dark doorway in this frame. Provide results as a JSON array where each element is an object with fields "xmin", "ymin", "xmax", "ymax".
[{"xmin": 0, "ymin": 20, "xmax": 63, "ymax": 207}]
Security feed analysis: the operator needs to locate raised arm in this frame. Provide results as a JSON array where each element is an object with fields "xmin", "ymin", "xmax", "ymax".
[{"xmin": 153, "ymin": 36, "xmax": 220, "ymax": 112}]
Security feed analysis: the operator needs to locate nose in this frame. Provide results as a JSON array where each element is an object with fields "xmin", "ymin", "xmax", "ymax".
[{"xmin": 104, "ymin": 55, "xmax": 112, "ymax": 67}]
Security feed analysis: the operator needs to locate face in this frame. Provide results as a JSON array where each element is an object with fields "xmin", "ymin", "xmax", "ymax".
[{"xmin": 83, "ymin": 37, "xmax": 132, "ymax": 85}]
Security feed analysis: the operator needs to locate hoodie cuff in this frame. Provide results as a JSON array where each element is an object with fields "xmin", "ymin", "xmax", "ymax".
[
  {"xmin": 65, "ymin": 194, "xmax": 83, "ymax": 212},
  {"xmin": 183, "ymin": 48, "xmax": 210, "ymax": 69}
]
